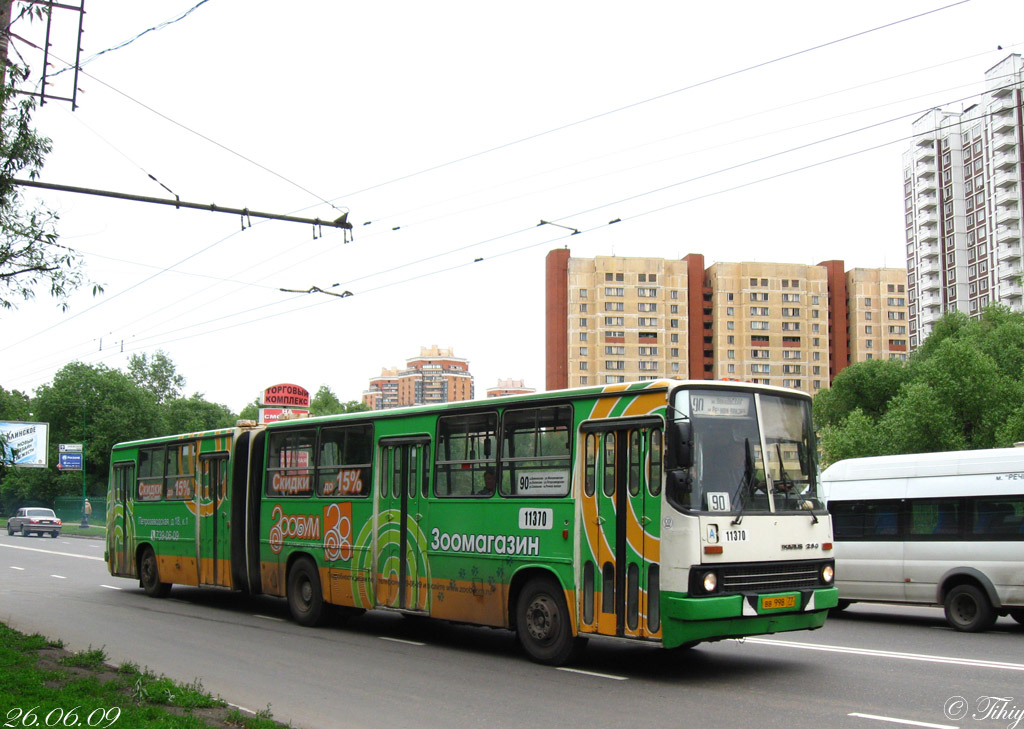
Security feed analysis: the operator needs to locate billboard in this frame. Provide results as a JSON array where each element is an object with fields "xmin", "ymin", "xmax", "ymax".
[
  {"xmin": 261, "ymin": 383, "xmax": 310, "ymax": 408},
  {"xmin": 0, "ymin": 421, "xmax": 50, "ymax": 468}
]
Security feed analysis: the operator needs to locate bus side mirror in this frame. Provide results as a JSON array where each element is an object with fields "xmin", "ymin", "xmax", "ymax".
[
  {"xmin": 665, "ymin": 421, "xmax": 692, "ymax": 470},
  {"xmin": 667, "ymin": 468, "xmax": 693, "ymax": 501}
]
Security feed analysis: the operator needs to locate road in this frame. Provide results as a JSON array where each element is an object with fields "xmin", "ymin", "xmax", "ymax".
[{"xmin": 2, "ymin": 532, "xmax": 1022, "ymax": 729}]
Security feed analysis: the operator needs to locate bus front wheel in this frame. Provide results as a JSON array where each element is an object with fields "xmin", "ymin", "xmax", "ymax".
[
  {"xmin": 516, "ymin": 577, "xmax": 585, "ymax": 665},
  {"xmin": 287, "ymin": 558, "xmax": 325, "ymax": 627},
  {"xmin": 1009, "ymin": 608, "xmax": 1024, "ymax": 626},
  {"xmin": 140, "ymin": 547, "xmax": 171, "ymax": 598},
  {"xmin": 944, "ymin": 584, "xmax": 996, "ymax": 632}
]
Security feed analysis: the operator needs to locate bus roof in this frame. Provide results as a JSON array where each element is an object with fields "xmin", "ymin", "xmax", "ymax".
[
  {"xmin": 266, "ymin": 378, "xmax": 811, "ymax": 430},
  {"xmin": 821, "ymin": 447, "xmax": 1024, "ymax": 483}
]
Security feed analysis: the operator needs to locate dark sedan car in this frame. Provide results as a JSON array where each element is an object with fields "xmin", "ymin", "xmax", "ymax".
[{"xmin": 7, "ymin": 507, "xmax": 62, "ymax": 537}]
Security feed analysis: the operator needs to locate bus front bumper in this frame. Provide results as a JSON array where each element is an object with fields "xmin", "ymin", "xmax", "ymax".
[{"xmin": 661, "ymin": 587, "xmax": 838, "ymax": 648}]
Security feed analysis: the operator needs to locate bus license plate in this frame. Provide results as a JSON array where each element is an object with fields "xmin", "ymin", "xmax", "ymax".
[{"xmin": 761, "ymin": 595, "xmax": 796, "ymax": 610}]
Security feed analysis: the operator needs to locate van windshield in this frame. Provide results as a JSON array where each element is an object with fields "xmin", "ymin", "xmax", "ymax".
[{"xmin": 668, "ymin": 388, "xmax": 822, "ymax": 514}]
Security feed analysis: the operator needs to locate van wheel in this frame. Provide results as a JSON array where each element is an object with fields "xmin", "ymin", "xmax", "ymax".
[
  {"xmin": 944, "ymin": 585, "xmax": 996, "ymax": 632},
  {"xmin": 287, "ymin": 557, "xmax": 325, "ymax": 627},
  {"xmin": 140, "ymin": 547, "xmax": 171, "ymax": 598},
  {"xmin": 516, "ymin": 577, "xmax": 585, "ymax": 665}
]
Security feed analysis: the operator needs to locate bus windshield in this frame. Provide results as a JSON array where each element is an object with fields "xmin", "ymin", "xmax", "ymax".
[{"xmin": 669, "ymin": 388, "xmax": 822, "ymax": 514}]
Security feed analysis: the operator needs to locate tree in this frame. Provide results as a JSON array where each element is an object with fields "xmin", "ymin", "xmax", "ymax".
[
  {"xmin": 815, "ymin": 306, "xmax": 1024, "ymax": 465},
  {"xmin": 309, "ymin": 386, "xmax": 369, "ymax": 417},
  {"xmin": 0, "ymin": 64, "xmax": 99, "ymax": 310},
  {"xmin": 876, "ymin": 381, "xmax": 966, "ymax": 455},
  {"xmin": 309, "ymin": 385, "xmax": 343, "ymax": 417},
  {"xmin": 0, "ymin": 385, "xmax": 31, "ymax": 486},
  {"xmin": 127, "ymin": 350, "xmax": 185, "ymax": 404},
  {"xmin": 161, "ymin": 393, "xmax": 236, "ymax": 434},
  {"xmin": 813, "ymin": 358, "xmax": 910, "ymax": 429},
  {"xmin": 817, "ymin": 408, "xmax": 882, "ymax": 465},
  {"xmin": 0, "ymin": 362, "xmax": 161, "ymax": 508},
  {"xmin": 238, "ymin": 399, "xmax": 260, "ymax": 422}
]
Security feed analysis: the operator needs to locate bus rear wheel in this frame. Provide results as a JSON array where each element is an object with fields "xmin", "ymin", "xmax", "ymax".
[
  {"xmin": 140, "ymin": 547, "xmax": 171, "ymax": 598},
  {"xmin": 516, "ymin": 577, "xmax": 585, "ymax": 665},
  {"xmin": 944, "ymin": 584, "xmax": 996, "ymax": 632},
  {"xmin": 287, "ymin": 558, "xmax": 326, "ymax": 627}
]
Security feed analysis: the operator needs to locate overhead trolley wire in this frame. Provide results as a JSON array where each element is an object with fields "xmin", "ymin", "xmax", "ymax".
[{"xmin": 322, "ymin": 0, "xmax": 973, "ymax": 209}]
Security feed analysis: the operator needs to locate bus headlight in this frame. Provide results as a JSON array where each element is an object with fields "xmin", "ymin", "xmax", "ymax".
[
  {"xmin": 821, "ymin": 564, "xmax": 834, "ymax": 584},
  {"xmin": 702, "ymin": 571, "xmax": 718, "ymax": 593}
]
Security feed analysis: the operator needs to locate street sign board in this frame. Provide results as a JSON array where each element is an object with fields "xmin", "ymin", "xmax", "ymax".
[{"xmin": 58, "ymin": 452, "xmax": 83, "ymax": 471}]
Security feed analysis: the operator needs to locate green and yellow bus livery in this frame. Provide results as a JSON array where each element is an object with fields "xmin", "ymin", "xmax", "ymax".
[{"xmin": 106, "ymin": 380, "xmax": 837, "ymax": 665}]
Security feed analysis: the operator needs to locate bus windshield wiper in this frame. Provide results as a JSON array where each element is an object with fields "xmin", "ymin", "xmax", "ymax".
[
  {"xmin": 774, "ymin": 442, "xmax": 817, "ymax": 523},
  {"xmin": 731, "ymin": 439, "xmax": 754, "ymax": 526}
]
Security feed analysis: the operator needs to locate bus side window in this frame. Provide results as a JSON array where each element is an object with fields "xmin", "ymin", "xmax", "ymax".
[
  {"xmin": 317, "ymin": 425, "xmax": 372, "ymax": 498},
  {"xmin": 435, "ymin": 412, "xmax": 497, "ymax": 497},
  {"xmin": 500, "ymin": 405, "xmax": 571, "ymax": 497},
  {"xmin": 138, "ymin": 447, "xmax": 164, "ymax": 502}
]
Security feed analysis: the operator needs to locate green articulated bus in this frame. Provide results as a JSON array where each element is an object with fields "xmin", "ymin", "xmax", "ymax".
[{"xmin": 106, "ymin": 379, "xmax": 837, "ymax": 664}]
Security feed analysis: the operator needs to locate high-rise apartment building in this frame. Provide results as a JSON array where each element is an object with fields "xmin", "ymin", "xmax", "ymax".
[
  {"xmin": 546, "ymin": 250, "xmax": 908, "ymax": 395},
  {"xmin": 486, "ymin": 379, "xmax": 536, "ymax": 398},
  {"xmin": 903, "ymin": 54, "xmax": 1024, "ymax": 347},
  {"xmin": 705, "ymin": 261, "xmax": 831, "ymax": 392},
  {"xmin": 362, "ymin": 346, "xmax": 474, "ymax": 409},
  {"xmin": 846, "ymin": 268, "xmax": 911, "ymax": 364}
]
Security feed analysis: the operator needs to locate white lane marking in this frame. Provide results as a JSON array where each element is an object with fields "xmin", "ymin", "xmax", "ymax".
[
  {"xmin": 379, "ymin": 636, "xmax": 425, "ymax": 646},
  {"xmin": 101, "ymin": 585, "xmax": 123, "ymax": 591},
  {"xmin": 849, "ymin": 712, "xmax": 958, "ymax": 728},
  {"xmin": 50, "ymin": 574, "xmax": 67, "ymax": 579},
  {"xmin": 254, "ymin": 615, "xmax": 284, "ymax": 622},
  {"xmin": 741, "ymin": 637, "xmax": 1024, "ymax": 672},
  {"xmin": 556, "ymin": 667, "xmax": 628, "ymax": 681},
  {"xmin": 0, "ymin": 542, "xmax": 104, "ymax": 561},
  {"xmin": 10, "ymin": 566, "xmax": 25, "ymax": 571}
]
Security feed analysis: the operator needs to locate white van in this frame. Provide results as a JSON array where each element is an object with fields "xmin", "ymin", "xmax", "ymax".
[{"xmin": 821, "ymin": 448, "xmax": 1024, "ymax": 632}]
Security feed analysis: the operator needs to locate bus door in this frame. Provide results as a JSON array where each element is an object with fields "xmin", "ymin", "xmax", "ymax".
[
  {"xmin": 376, "ymin": 438, "xmax": 430, "ymax": 611},
  {"xmin": 581, "ymin": 419, "xmax": 662, "ymax": 639},
  {"xmin": 198, "ymin": 455, "xmax": 231, "ymax": 587},
  {"xmin": 110, "ymin": 462, "xmax": 135, "ymax": 577}
]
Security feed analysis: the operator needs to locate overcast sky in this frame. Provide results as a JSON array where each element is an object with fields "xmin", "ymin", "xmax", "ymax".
[{"xmin": 3, "ymin": 0, "xmax": 1022, "ymax": 412}]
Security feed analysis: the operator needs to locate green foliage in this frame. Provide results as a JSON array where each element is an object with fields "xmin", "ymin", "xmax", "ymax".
[
  {"xmin": 1, "ymin": 620, "xmax": 286, "ymax": 729},
  {"xmin": 60, "ymin": 646, "xmax": 108, "ymax": 669},
  {"xmin": 1, "ymin": 362, "xmax": 162, "ymax": 509},
  {"xmin": 0, "ymin": 66, "xmax": 101, "ymax": 310},
  {"xmin": 876, "ymin": 381, "xmax": 966, "ymax": 455},
  {"xmin": 309, "ymin": 385, "xmax": 369, "ymax": 417},
  {"xmin": 309, "ymin": 385, "xmax": 343, "ymax": 416},
  {"xmin": 0, "ymin": 386, "xmax": 31, "ymax": 421},
  {"xmin": 161, "ymin": 393, "xmax": 236, "ymax": 433},
  {"xmin": 817, "ymin": 408, "xmax": 882, "ymax": 465},
  {"xmin": 127, "ymin": 350, "xmax": 185, "ymax": 404},
  {"xmin": 813, "ymin": 358, "xmax": 910, "ymax": 428},
  {"xmin": 815, "ymin": 306, "xmax": 1024, "ymax": 466},
  {"xmin": 0, "ymin": 386, "xmax": 32, "ymax": 479},
  {"xmin": 239, "ymin": 399, "xmax": 260, "ymax": 421}
]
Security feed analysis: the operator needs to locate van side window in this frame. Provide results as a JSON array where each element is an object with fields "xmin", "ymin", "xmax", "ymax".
[
  {"xmin": 909, "ymin": 499, "xmax": 962, "ymax": 538},
  {"xmin": 971, "ymin": 496, "xmax": 1024, "ymax": 538},
  {"xmin": 828, "ymin": 500, "xmax": 900, "ymax": 540}
]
